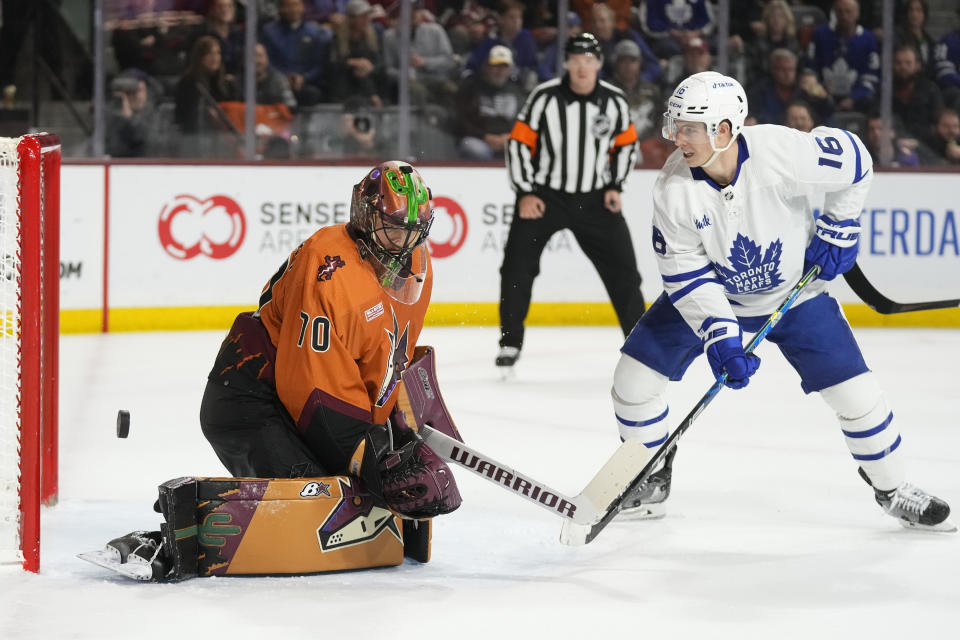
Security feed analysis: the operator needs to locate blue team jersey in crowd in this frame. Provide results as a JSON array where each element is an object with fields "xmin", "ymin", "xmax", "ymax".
[
  {"xmin": 935, "ymin": 31, "xmax": 960, "ymax": 89},
  {"xmin": 807, "ymin": 24, "xmax": 880, "ymax": 102}
]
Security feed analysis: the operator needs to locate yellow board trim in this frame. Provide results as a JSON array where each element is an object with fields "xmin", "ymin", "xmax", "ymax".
[{"xmin": 57, "ymin": 302, "xmax": 960, "ymax": 334}]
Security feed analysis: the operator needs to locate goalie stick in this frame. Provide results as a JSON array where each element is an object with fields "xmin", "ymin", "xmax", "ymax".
[
  {"xmin": 559, "ymin": 266, "xmax": 822, "ymax": 546},
  {"xmin": 843, "ymin": 263, "xmax": 960, "ymax": 314}
]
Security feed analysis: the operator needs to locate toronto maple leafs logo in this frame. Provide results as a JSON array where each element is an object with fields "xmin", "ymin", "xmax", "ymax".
[
  {"xmin": 713, "ymin": 234, "xmax": 785, "ymax": 295},
  {"xmin": 375, "ymin": 307, "xmax": 411, "ymax": 407},
  {"xmin": 665, "ymin": 0, "xmax": 694, "ymax": 26},
  {"xmin": 317, "ymin": 255, "xmax": 345, "ymax": 281},
  {"xmin": 822, "ymin": 57, "xmax": 857, "ymax": 98}
]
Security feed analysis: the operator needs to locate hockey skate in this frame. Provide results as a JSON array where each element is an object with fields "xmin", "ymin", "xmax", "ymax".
[
  {"xmin": 495, "ymin": 346, "xmax": 520, "ymax": 379},
  {"xmin": 859, "ymin": 468, "xmax": 956, "ymax": 532},
  {"xmin": 618, "ymin": 464, "xmax": 671, "ymax": 520},
  {"xmin": 78, "ymin": 530, "xmax": 172, "ymax": 581}
]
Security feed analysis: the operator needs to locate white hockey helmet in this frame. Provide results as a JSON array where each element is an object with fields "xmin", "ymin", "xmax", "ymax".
[{"xmin": 662, "ymin": 71, "xmax": 748, "ymax": 154}]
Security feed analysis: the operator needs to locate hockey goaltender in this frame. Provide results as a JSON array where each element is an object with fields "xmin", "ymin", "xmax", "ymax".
[{"xmin": 80, "ymin": 161, "xmax": 464, "ymax": 580}]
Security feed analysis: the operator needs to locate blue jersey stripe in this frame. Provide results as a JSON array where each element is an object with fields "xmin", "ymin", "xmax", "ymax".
[
  {"xmin": 840, "ymin": 129, "xmax": 868, "ymax": 184},
  {"xmin": 842, "ymin": 412, "xmax": 893, "ymax": 439},
  {"xmin": 616, "ymin": 406, "xmax": 669, "ymax": 427},
  {"xmin": 662, "ymin": 264, "xmax": 715, "ymax": 283},
  {"xmin": 668, "ymin": 277, "xmax": 723, "ymax": 304},
  {"xmin": 851, "ymin": 434, "xmax": 902, "ymax": 461}
]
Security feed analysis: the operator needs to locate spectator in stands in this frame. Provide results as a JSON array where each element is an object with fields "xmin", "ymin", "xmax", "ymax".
[
  {"xmin": 895, "ymin": 0, "xmax": 936, "ymax": 78},
  {"xmin": 454, "ymin": 44, "xmax": 525, "ymax": 160},
  {"xmin": 331, "ymin": 95, "xmax": 389, "ymax": 157},
  {"xmin": 744, "ymin": 0, "xmax": 800, "ymax": 85},
  {"xmin": 191, "ymin": 0, "xmax": 244, "ymax": 74},
  {"xmin": 255, "ymin": 43, "xmax": 297, "ymax": 109},
  {"xmin": 305, "ymin": 0, "xmax": 346, "ymax": 24},
  {"xmin": 805, "ymin": 0, "xmax": 879, "ymax": 113},
  {"xmin": 572, "ymin": 0, "xmax": 632, "ymax": 33},
  {"xmin": 784, "ymin": 100, "xmax": 815, "ymax": 132},
  {"xmin": 934, "ymin": 8, "xmax": 960, "ymax": 111},
  {"xmin": 464, "ymin": 1, "xmax": 539, "ymax": 90},
  {"xmin": 864, "ymin": 112, "xmax": 926, "ymax": 167},
  {"xmin": 174, "ymin": 35, "xmax": 238, "ymax": 155},
  {"xmin": 382, "ymin": 7, "xmax": 459, "ymax": 106},
  {"xmin": 662, "ymin": 35, "xmax": 712, "ymax": 88},
  {"xmin": 589, "ymin": 2, "xmax": 661, "ymax": 84},
  {"xmin": 329, "ymin": 0, "xmax": 384, "ymax": 106},
  {"xmin": 608, "ymin": 39, "xmax": 661, "ymax": 143},
  {"xmin": 892, "ymin": 44, "xmax": 943, "ymax": 141},
  {"xmin": 748, "ymin": 48, "xmax": 833, "ymax": 126},
  {"xmin": 440, "ymin": 2, "xmax": 494, "ymax": 56},
  {"xmin": 261, "ymin": 0, "xmax": 332, "ymax": 106},
  {"xmin": 637, "ymin": 0, "xmax": 716, "ymax": 60},
  {"xmin": 110, "ymin": 10, "xmax": 203, "ymax": 89},
  {"xmin": 107, "ymin": 71, "xmax": 160, "ymax": 157},
  {"xmin": 537, "ymin": 11, "xmax": 583, "ymax": 81},
  {"xmin": 923, "ymin": 108, "xmax": 960, "ymax": 165}
]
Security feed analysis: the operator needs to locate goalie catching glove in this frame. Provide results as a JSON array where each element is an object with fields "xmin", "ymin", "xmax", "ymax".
[{"xmin": 359, "ymin": 412, "xmax": 462, "ymax": 519}]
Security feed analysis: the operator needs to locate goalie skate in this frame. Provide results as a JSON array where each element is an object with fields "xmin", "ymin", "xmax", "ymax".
[
  {"xmin": 875, "ymin": 483, "xmax": 956, "ymax": 533},
  {"xmin": 78, "ymin": 530, "xmax": 171, "ymax": 581},
  {"xmin": 618, "ymin": 465, "xmax": 671, "ymax": 520}
]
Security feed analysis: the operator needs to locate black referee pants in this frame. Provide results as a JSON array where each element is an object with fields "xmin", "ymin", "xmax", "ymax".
[{"xmin": 498, "ymin": 189, "xmax": 645, "ymax": 350}]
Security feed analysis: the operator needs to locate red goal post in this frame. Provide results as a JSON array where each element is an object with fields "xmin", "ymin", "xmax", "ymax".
[{"xmin": 0, "ymin": 133, "xmax": 60, "ymax": 572}]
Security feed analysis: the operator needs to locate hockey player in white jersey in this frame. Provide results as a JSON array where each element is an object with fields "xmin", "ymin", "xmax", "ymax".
[{"xmin": 613, "ymin": 71, "xmax": 954, "ymax": 531}]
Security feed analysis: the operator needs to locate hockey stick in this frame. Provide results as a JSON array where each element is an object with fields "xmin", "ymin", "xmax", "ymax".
[
  {"xmin": 559, "ymin": 265, "xmax": 823, "ymax": 546},
  {"xmin": 419, "ymin": 424, "xmax": 655, "ymax": 525},
  {"xmin": 843, "ymin": 263, "xmax": 960, "ymax": 314},
  {"xmin": 399, "ymin": 346, "xmax": 656, "ymax": 526}
]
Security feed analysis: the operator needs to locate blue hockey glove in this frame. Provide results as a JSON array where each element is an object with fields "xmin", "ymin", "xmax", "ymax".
[
  {"xmin": 804, "ymin": 215, "xmax": 860, "ymax": 281},
  {"xmin": 701, "ymin": 318, "xmax": 760, "ymax": 390}
]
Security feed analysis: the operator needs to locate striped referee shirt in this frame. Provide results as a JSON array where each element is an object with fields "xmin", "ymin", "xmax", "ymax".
[{"xmin": 507, "ymin": 75, "xmax": 638, "ymax": 196}]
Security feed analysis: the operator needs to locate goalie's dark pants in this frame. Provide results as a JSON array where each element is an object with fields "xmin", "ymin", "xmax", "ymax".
[
  {"xmin": 498, "ymin": 188, "xmax": 645, "ymax": 349},
  {"xmin": 621, "ymin": 292, "xmax": 869, "ymax": 393},
  {"xmin": 199, "ymin": 313, "xmax": 372, "ymax": 480},
  {"xmin": 200, "ymin": 381, "xmax": 327, "ymax": 478}
]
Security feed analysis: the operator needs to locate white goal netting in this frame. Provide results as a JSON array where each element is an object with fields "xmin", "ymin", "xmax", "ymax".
[{"xmin": 0, "ymin": 137, "xmax": 23, "ymax": 562}]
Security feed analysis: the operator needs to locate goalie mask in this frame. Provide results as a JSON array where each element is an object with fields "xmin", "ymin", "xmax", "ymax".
[
  {"xmin": 350, "ymin": 161, "xmax": 434, "ymax": 304},
  {"xmin": 662, "ymin": 71, "xmax": 747, "ymax": 166}
]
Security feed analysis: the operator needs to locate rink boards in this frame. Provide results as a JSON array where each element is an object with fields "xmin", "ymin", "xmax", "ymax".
[{"xmin": 56, "ymin": 164, "xmax": 959, "ymax": 332}]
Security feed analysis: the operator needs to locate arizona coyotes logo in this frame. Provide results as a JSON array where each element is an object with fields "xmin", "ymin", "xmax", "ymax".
[
  {"xmin": 316, "ymin": 478, "xmax": 402, "ymax": 552},
  {"xmin": 317, "ymin": 255, "xmax": 345, "ymax": 281},
  {"xmin": 375, "ymin": 307, "xmax": 411, "ymax": 407}
]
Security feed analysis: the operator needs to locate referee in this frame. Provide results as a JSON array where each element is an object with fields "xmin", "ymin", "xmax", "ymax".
[{"xmin": 496, "ymin": 32, "xmax": 646, "ymax": 369}]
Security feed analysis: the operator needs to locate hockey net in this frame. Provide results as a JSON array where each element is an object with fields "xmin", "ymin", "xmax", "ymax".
[{"xmin": 0, "ymin": 134, "xmax": 60, "ymax": 572}]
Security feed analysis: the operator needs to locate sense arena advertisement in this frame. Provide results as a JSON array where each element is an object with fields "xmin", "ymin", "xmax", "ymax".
[{"xmin": 58, "ymin": 165, "xmax": 958, "ymax": 328}]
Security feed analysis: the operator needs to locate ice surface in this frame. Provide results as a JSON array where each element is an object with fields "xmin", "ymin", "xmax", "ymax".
[{"xmin": 2, "ymin": 326, "xmax": 959, "ymax": 639}]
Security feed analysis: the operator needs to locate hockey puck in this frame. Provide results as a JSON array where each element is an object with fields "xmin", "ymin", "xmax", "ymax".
[{"xmin": 116, "ymin": 410, "xmax": 130, "ymax": 438}]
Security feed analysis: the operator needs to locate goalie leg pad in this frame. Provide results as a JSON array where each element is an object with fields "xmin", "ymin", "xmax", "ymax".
[
  {"xmin": 81, "ymin": 476, "xmax": 434, "ymax": 581},
  {"xmin": 612, "ymin": 354, "xmax": 670, "ymax": 447},
  {"xmin": 820, "ymin": 372, "xmax": 904, "ymax": 491}
]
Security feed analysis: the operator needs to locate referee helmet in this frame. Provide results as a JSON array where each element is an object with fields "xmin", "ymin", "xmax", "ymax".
[{"xmin": 565, "ymin": 32, "xmax": 603, "ymax": 62}]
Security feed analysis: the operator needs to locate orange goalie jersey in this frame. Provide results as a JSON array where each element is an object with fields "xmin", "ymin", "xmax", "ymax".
[{"xmin": 253, "ymin": 224, "xmax": 433, "ymax": 429}]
